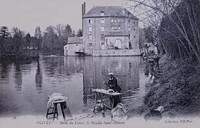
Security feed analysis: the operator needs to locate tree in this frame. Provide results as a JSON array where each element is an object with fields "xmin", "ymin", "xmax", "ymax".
[
  {"xmin": 128, "ymin": 0, "xmax": 200, "ymax": 62},
  {"xmin": 25, "ymin": 33, "xmax": 31, "ymax": 49},
  {"xmin": 0, "ymin": 26, "xmax": 10, "ymax": 54},
  {"xmin": 54, "ymin": 24, "xmax": 65, "ymax": 37},
  {"xmin": 77, "ymin": 29, "xmax": 83, "ymax": 37},
  {"xmin": 138, "ymin": 28, "xmax": 146, "ymax": 49},
  {"xmin": 63, "ymin": 24, "xmax": 72, "ymax": 38},
  {"xmin": 143, "ymin": 26, "xmax": 155, "ymax": 44},
  {"xmin": 157, "ymin": 0, "xmax": 200, "ymax": 60},
  {"xmin": 35, "ymin": 26, "xmax": 42, "ymax": 39},
  {"xmin": 34, "ymin": 26, "xmax": 42, "ymax": 51},
  {"xmin": 12, "ymin": 27, "xmax": 25, "ymax": 55},
  {"xmin": 42, "ymin": 26, "xmax": 57, "ymax": 54}
]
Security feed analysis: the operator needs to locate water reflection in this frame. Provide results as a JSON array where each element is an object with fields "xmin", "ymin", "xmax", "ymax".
[
  {"xmin": 14, "ymin": 62, "xmax": 22, "ymax": 91},
  {"xmin": 35, "ymin": 60, "xmax": 42, "ymax": 91},
  {"xmin": 0, "ymin": 61, "xmax": 11, "ymax": 82},
  {"xmin": 0, "ymin": 56, "xmax": 147, "ymax": 118},
  {"xmin": 82, "ymin": 57, "xmax": 142, "ymax": 105}
]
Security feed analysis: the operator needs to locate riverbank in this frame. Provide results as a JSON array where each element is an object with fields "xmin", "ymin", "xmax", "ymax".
[
  {"xmin": 128, "ymin": 55, "xmax": 200, "ymax": 118},
  {"xmin": 0, "ymin": 49, "xmax": 39, "ymax": 61}
]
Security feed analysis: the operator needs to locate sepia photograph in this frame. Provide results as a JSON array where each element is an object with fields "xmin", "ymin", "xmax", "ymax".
[{"xmin": 0, "ymin": 0, "xmax": 200, "ymax": 128}]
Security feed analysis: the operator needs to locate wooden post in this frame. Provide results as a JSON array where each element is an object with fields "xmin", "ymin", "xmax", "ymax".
[{"xmin": 61, "ymin": 102, "xmax": 66, "ymax": 120}]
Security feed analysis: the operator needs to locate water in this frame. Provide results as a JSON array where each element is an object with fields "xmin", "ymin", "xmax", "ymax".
[{"xmin": 0, "ymin": 56, "xmax": 150, "ymax": 118}]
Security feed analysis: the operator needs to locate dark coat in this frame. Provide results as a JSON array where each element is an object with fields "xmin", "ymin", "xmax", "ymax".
[{"xmin": 108, "ymin": 77, "xmax": 121, "ymax": 93}]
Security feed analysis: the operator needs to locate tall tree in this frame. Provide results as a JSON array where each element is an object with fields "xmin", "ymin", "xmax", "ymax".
[
  {"xmin": 12, "ymin": 27, "xmax": 25, "ymax": 55},
  {"xmin": 34, "ymin": 26, "xmax": 42, "ymax": 51},
  {"xmin": 35, "ymin": 26, "xmax": 42, "ymax": 39},
  {"xmin": 129, "ymin": 0, "xmax": 200, "ymax": 62},
  {"xmin": 143, "ymin": 26, "xmax": 155, "ymax": 44},
  {"xmin": 25, "ymin": 33, "xmax": 31, "ymax": 49},
  {"xmin": 77, "ymin": 29, "xmax": 83, "ymax": 37},
  {"xmin": 0, "ymin": 26, "xmax": 10, "ymax": 54},
  {"xmin": 42, "ymin": 26, "xmax": 57, "ymax": 54},
  {"xmin": 64, "ymin": 24, "xmax": 72, "ymax": 38},
  {"xmin": 54, "ymin": 24, "xmax": 65, "ymax": 37}
]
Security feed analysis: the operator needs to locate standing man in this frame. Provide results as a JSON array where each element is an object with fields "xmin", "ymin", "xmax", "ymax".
[{"xmin": 106, "ymin": 73, "xmax": 121, "ymax": 108}]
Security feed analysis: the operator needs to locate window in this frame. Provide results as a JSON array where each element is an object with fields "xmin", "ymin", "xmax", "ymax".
[
  {"xmin": 133, "ymin": 21, "xmax": 136, "ymax": 24},
  {"xmin": 89, "ymin": 19, "xmax": 92, "ymax": 24},
  {"xmin": 101, "ymin": 11, "xmax": 105, "ymax": 16},
  {"xmin": 128, "ymin": 20, "xmax": 130, "ymax": 23},
  {"xmin": 128, "ymin": 26, "xmax": 131, "ymax": 31},
  {"xmin": 133, "ymin": 28, "xmax": 136, "ymax": 31},
  {"xmin": 101, "ymin": 26, "xmax": 105, "ymax": 31},
  {"xmin": 101, "ymin": 19, "xmax": 105, "ymax": 23},
  {"xmin": 118, "ymin": 19, "xmax": 120, "ymax": 22},
  {"xmin": 134, "ymin": 36, "xmax": 136, "ymax": 38},
  {"xmin": 111, "ymin": 26, "xmax": 114, "ymax": 30},
  {"xmin": 89, "ymin": 43, "xmax": 92, "ymax": 47},
  {"xmin": 101, "ymin": 34, "xmax": 105, "ymax": 41},
  {"xmin": 114, "ymin": 19, "xmax": 117, "ymax": 22},
  {"xmin": 89, "ymin": 26, "xmax": 92, "ymax": 31},
  {"xmin": 111, "ymin": 19, "xmax": 114, "ymax": 23},
  {"xmin": 118, "ymin": 25, "xmax": 121, "ymax": 30},
  {"xmin": 88, "ymin": 34, "xmax": 93, "ymax": 40}
]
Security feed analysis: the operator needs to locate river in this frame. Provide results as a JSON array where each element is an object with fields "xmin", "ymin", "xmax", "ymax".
[{"xmin": 0, "ymin": 56, "xmax": 150, "ymax": 119}]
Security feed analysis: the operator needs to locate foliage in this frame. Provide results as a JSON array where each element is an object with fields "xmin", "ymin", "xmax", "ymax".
[
  {"xmin": 144, "ymin": 58, "xmax": 200, "ymax": 115},
  {"xmin": 0, "ymin": 24, "xmax": 81, "ymax": 56},
  {"xmin": 77, "ymin": 29, "xmax": 83, "ymax": 37},
  {"xmin": 143, "ymin": 26, "xmax": 155, "ymax": 44},
  {"xmin": 0, "ymin": 26, "xmax": 10, "ymax": 54},
  {"xmin": 41, "ymin": 24, "xmax": 73, "ymax": 55}
]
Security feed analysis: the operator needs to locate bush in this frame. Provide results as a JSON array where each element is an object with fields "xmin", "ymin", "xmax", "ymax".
[{"xmin": 144, "ymin": 58, "xmax": 200, "ymax": 115}]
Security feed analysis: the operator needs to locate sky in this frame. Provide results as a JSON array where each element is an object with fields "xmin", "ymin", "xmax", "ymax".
[{"xmin": 0, "ymin": 0, "xmax": 128, "ymax": 35}]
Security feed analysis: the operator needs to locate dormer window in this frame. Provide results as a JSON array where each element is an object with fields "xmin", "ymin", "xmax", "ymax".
[
  {"xmin": 89, "ymin": 19, "xmax": 92, "ymax": 24},
  {"xmin": 101, "ymin": 11, "xmax": 105, "ymax": 16}
]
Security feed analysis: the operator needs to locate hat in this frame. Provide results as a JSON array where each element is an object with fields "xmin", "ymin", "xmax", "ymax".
[{"xmin": 108, "ymin": 73, "xmax": 114, "ymax": 75}]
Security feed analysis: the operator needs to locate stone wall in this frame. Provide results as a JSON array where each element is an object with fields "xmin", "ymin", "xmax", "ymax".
[
  {"xmin": 92, "ymin": 49, "xmax": 141, "ymax": 56},
  {"xmin": 64, "ymin": 44, "xmax": 84, "ymax": 56}
]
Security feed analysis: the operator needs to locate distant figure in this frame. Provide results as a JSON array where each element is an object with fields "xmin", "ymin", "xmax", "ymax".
[
  {"xmin": 106, "ymin": 73, "xmax": 122, "ymax": 108},
  {"xmin": 154, "ymin": 55, "xmax": 160, "ymax": 70}
]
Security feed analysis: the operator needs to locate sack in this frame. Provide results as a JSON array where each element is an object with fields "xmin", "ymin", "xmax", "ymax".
[{"xmin": 111, "ymin": 103, "xmax": 128, "ymax": 121}]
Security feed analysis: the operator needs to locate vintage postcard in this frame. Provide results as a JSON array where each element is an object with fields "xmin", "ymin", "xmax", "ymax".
[{"xmin": 0, "ymin": 0, "xmax": 200, "ymax": 128}]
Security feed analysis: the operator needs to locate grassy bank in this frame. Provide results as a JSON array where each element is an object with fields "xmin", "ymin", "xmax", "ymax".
[{"xmin": 129, "ymin": 55, "xmax": 200, "ymax": 118}]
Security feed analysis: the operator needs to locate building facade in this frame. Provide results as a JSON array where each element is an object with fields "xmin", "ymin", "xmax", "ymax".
[
  {"xmin": 82, "ymin": 6, "xmax": 140, "ymax": 56},
  {"xmin": 64, "ymin": 37, "xmax": 84, "ymax": 56}
]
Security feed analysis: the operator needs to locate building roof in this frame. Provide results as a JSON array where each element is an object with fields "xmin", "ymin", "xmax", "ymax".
[
  {"xmin": 83, "ymin": 6, "xmax": 138, "ymax": 20},
  {"xmin": 67, "ymin": 37, "xmax": 83, "ymax": 45}
]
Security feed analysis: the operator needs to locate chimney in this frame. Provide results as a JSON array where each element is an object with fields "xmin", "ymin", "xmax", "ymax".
[
  {"xmin": 82, "ymin": 2, "xmax": 86, "ymax": 17},
  {"xmin": 84, "ymin": 2, "xmax": 86, "ymax": 15},
  {"xmin": 82, "ymin": 2, "xmax": 86, "ymax": 36}
]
